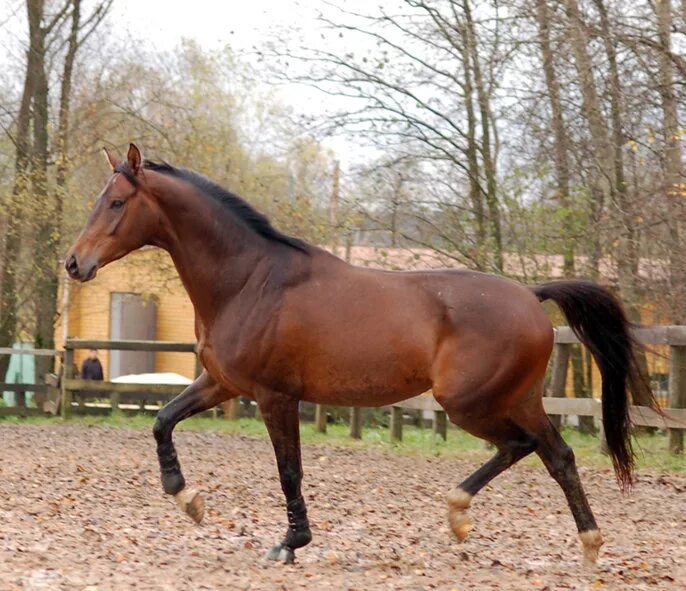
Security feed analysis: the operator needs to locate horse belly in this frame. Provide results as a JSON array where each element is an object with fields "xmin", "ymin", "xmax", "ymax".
[{"xmin": 297, "ymin": 326, "xmax": 434, "ymax": 407}]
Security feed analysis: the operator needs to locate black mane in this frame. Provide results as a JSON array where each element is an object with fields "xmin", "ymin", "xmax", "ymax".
[{"xmin": 143, "ymin": 160, "xmax": 309, "ymax": 253}]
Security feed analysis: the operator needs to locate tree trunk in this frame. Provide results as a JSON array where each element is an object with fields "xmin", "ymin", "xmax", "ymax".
[
  {"xmin": 657, "ymin": 0, "xmax": 685, "ymax": 323},
  {"xmin": 463, "ymin": 0, "xmax": 502, "ymax": 272},
  {"xmin": 564, "ymin": 0, "xmax": 614, "ymax": 189},
  {"xmin": 563, "ymin": 0, "xmax": 615, "ymax": 279},
  {"xmin": 459, "ymin": 19, "xmax": 485, "ymax": 256},
  {"xmin": 592, "ymin": 0, "xmax": 639, "ymax": 308},
  {"xmin": 29, "ymin": 0, "xmax": 58, "ymax": 379},
  {"xmin": 0, "ymin": 0, "xmax": 42, "ymax": 380},
  {"xmin": 534, "ymin": 0, "xmax": 574, "ymax": 276},
  {"xmin": 56, "ymin": 0, "xmax": 81, "ymax": 194}
]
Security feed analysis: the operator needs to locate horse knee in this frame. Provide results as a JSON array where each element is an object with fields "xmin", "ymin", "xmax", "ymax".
[
  {"xmin": 514, "ymin": 433, "xmax": 538, "ymax": 457},
  {"xmin": 153, "ymin": 408, "xmax": 174, "ymax": 443},
  {"xmin": 500, "ymin": 432, "xmax": 538, "ymax": 463}
]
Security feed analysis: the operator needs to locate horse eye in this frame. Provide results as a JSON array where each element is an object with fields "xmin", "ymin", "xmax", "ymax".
[{"xmin": 111, "ymin": 200, "xmax": 124, "ymax": 210}]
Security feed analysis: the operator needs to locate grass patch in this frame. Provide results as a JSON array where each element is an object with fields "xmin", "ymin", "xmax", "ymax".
[{"xmin": 1, "ymin": 413, "xmax": 684, "ymax": 473}]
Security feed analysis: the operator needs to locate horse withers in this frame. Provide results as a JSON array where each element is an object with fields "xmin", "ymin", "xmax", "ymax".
[{"xmin": 64, "ymin": 143, "xmax": 656, "ymax": 566}]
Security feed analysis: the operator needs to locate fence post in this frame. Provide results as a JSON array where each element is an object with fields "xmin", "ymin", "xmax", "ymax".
[
  {"xmin": 223, "ymin": 399, "xmax": 240, "ymax": 420},
  {"xmin": 111, "ymin": 390, "xmax": 120, "ymax": 415},
  {"xmin": 315, "ymin": 404, "xmax": 327, "ymax": 433},
  {"xmin": 17, "ymin": 389, "xmax": 26, "ymax": 418},
  {"xmin": 390, "ymin": 406, "xmax": 403, "ymax": 442},
  {"xmin": 548, "ymin": 343, "xmax": 570, "ymax": 429},
  {"xmin": 61, "ymin": 347, "xmax": 74, "ymax": 419},
  {"xmin": 668, "ymin": 345, "xmax": 686, "ymax": 455},
  {"xmin": 433, "ymin": 410, "xmax": 447, "ymax": 441},
  {"xmin": 350, "ymin": 407, "xmax": 363, "ymax": 439}
]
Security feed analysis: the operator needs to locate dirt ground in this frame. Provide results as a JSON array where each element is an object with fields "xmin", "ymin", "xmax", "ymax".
[{"xmin": 0, "ymin": 424, "xmax": 683, "ymax": 591}]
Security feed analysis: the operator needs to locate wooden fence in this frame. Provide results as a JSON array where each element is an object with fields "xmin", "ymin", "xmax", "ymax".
[
  {"xmin": 2, "ymin": 329, "xmax": 684, "ymax": 454},
  {"xmin": 548, "ymin": 326, "xmax": 686, "ymax": 454},
  {"xmin": 60, "ymin": 339, "xmax": 200, "ymax": 418}
]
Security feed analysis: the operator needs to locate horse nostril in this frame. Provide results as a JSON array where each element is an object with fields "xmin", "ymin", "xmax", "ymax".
[{"xmin": 65, "ymin": 254, "xmax": 79, "ymax": 278}]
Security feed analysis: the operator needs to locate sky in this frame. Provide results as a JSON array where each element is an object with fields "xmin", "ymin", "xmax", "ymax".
[
  {"xmin": 109, "ymin": 0, "xmax": 318, "ymax": 53},
  {"xmin": 0, "ymin": 0, "xmax": 324, "ymax": 55},
  {"xmin": 0, "ymin": 0, "xmax": 379, "ymax": 165}
]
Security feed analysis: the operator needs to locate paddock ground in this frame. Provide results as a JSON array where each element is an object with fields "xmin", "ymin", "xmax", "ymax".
[{"xmin": 0, "ymin": 423, "xmax": 683, "ymax": 590}]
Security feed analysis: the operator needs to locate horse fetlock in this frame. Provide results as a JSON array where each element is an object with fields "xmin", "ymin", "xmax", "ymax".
[
  {"xmin": 447, "ymin": 488, "xmax": 473, "ymax": 542},
  {"xmin": 447, "ymin": 488, "xmax": 472, "ymax": 510},
  {"xmin": 579, "ymin": 529, "xmax": 603, "ymax": 567},
  {"xmin": 161, "ymin": 470, "xmax": 185, "ymax": 496},
  {"xmin": 174, "ymin": 487, "xmax": 205, "ymax": 524},
  {"xmin": 285, "ymin": 527, "xmax": 312, "ymax": 549}
]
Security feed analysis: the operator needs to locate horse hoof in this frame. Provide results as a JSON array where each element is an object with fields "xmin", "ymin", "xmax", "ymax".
[
  {"xmin": 579, "ymin": 529, "xmax": 603, "ymax": 567},
  {"xmin": 448, "ymin": 510, "xmax": 473, "ymax": 541},
  {"xmin": 174, "ymin": 487, "xmax": 205, "ymax": 524},
  {"xmin": 264, "ymin": 544, "xmax": 295, "ymax": 564},
  {"xmin": 447, "ymin": 488, "xmax": 473, "ymax": 542}
]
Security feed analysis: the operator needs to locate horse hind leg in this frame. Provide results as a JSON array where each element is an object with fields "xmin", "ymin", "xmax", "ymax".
[
  {"xmin": 526, "ymin": 414, "xmax": 602, "ymax": 567},
  {"xmin": 444, "ymin": 405, "xmax": 603, "ymax": 567},
  {"xmin": 443, "ymin": 415, "xmax": 539, "ymax": 542},
  {"xmin": 507, "ymin": 377, "xmax": 602, "ymax": 567},
  {"xmin": 432, "ymin": 322, "xmax": 553, "ymax": 544},
  {"xmin": 434, "ymin": 390, "xmax": 535, "ymax": 540}
]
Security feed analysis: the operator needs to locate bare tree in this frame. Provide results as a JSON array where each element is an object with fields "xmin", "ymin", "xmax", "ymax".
[
  {"xmin": 268, "ymin": 1, "xmax": 509, "ymax": 270},
  {"xmin": 657, "ymin": 0, "xmax": 685, "ymax": 322},
  {"xmin": 534, "ymin": 0, "xmax": 574, "ymax": 276}
]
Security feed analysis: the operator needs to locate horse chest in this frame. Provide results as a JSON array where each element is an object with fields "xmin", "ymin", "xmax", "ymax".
[{"xmin": 196, "ymin": 329, "xmax": 270, "ymax": 396}]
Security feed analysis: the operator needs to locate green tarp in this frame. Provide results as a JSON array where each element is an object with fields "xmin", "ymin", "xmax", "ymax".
[{"xmin": 2, "ymin": 343, "xmax": 35, "ymax": 406}]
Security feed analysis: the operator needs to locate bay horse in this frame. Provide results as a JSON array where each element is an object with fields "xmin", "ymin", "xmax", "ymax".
[{"xmin": 65, "ymin": 144, "xmax": 655, "ymax": 566}]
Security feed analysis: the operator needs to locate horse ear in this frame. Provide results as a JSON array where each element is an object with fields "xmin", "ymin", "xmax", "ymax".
[
  {"xmin": 127, "ymin": 143, "xmax": 143, "ymax": 173},
  {"xmin": 102, "ymin": 146, "xmax": 119, "ymax": 171}
]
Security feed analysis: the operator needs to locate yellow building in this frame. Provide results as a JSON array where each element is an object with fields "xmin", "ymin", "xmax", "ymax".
[{"xmin": 57, "ymin": 247, "xmax": 197, "ymax": 380}]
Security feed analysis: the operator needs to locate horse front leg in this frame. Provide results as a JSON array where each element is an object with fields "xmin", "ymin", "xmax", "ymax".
[
  {"xmin": 153, "ymin": 371, "xmax": 234, "ymax": 523},
  {"xmin": 258, "ymin": 394, "xmax": 312, "ymax": 564}
]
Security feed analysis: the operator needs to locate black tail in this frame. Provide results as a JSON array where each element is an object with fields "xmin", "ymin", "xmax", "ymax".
[{"xmin": 531, "ymin": 280, "xmax": 657, "ymax": 490}]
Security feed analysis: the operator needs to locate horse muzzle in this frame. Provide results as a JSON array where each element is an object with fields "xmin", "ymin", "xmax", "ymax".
[{"xmin": 65, "ymin": 253, "xmax": 98, "ymax": 282}]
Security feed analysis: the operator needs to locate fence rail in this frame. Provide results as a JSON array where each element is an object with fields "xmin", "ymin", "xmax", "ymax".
[
  {"xmin": 1, "ymin": 330, "xmax": 684, "ymax": 455},
  {"xmin": 554, "ymin": 325, "xmax": 686, "ymax": 345},
  {"xmin": 64, "ymin": 339, "xmax": 197, "ymax": 352}
]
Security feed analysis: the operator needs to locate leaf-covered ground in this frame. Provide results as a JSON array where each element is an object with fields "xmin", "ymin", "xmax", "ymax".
[{"xmin": 0, "ymin": 423, "xmax": 683, "ymax": 590}]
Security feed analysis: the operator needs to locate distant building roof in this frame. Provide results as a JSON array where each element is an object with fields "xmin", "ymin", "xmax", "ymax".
[{"xmin": 328, "ymin": 245, "xmax": 669, "ymax": 283}]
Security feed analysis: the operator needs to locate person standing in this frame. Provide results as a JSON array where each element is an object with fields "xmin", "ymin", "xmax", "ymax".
[{"xmin": 81, "ymin": 348, "xmax": 104, "ymax": 381}]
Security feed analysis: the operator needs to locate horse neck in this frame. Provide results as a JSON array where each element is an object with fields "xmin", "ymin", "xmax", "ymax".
[{"xmin": 148, "ymin": 174, "xmax": 273, "ymax": 320}]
